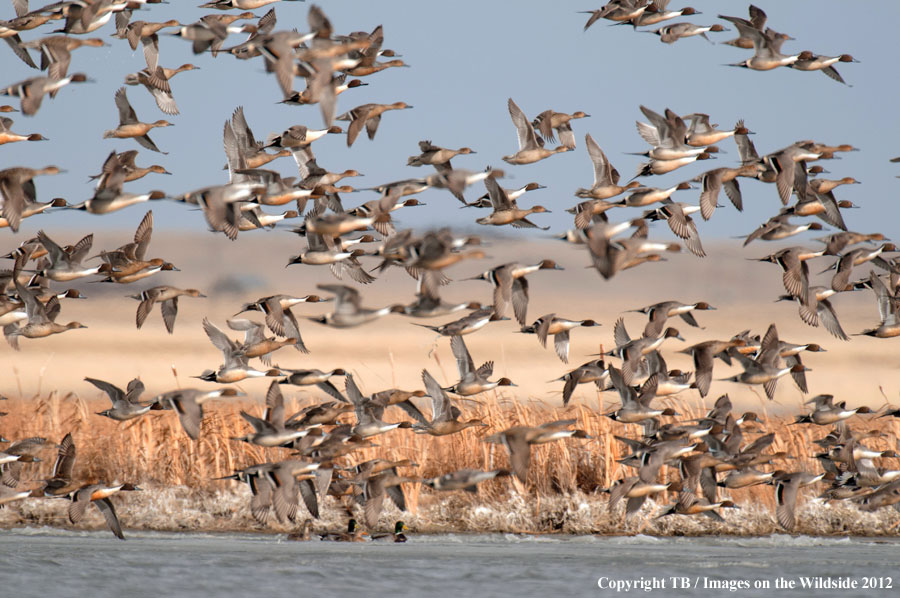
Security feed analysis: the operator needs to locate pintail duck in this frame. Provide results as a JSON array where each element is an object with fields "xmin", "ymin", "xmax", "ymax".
[
  {"xmin": 742, "ymin": 214, "xmax": 822, "ymax": 246},
  {"xmin": 585, "ymin": 219, "xmax": 680, "ymax": 279},
  {"xmin": 297, "ymin": 157, "xmax": 363, "ymax": 188},
  {"xmin": 790, "ymin": 54, "xmax": 858, "ymax": 85},
  {"xmin": 650, "ymin": 22, "xmax": 726, "ymax": 43},
  {"xmin": 89, "ymin": 150, "xmax": 171, "ymax": 185},
  {"xmin": 625, "ymin": 1, "xmax": 699, "ymax": 27},
  {"xmin": 603, "ymin": 368, "xmax": 674, "ymax": 425},
  {"xmin": 777, "ymin": 286, "xmax": 849, "ymax": 341},
  {"xmin": 233, "ymin": 383, "xmax": 317, "ymax": 448},
  {"xmin": 124, "ymin": 61, "xmax": 197, "ymax": 116},
  {"xmin": 23, "ymin": 36, "xmax": 104, "ymax": 88},
  {"xmin": 215, "ymin": 463, "xmax": 278, "ymax": 524},
  {"xmin": 223, "ymin": 107, "xmax": 291, "ymax": 172},
  {"xmin": 634, "ymin": 152, "xmax": 712, "ymax": 177},
  {"xmin": 722, "ymin": 19, "xmax": 809, "ymax": 70},
  {"xmin": 532, "ymin": 109, "xmax": 589, "ymax": 149},
  {"xmin": 825, "ymin": 244, "xmax": 897, "ymax": 292},
  {"xmin": 685, "ymin": 114, "xmax": 749, "ymax": 147},
  {"xmin": 0, "ymin": 72, "xmax": 89, "ymax": 115},
  {"xmin": 336, "ymin": 101, "xmax": 412, "ymax": 147},
  {"xmin": 177, "ymin": 182, "xmax": 266, "ymax": 241},
  {"xmin": 320, "ymin": 518, "xmax": 367, "ymax": 542},
  {"xmin": 4, "ymin": 276, "xmax": 85, "ymax": 351},
  {"xmin": 398, "ymin": 278, "xmax": 481, "ymax": 319},
  {"xmin": 575, "ymin": 133, "xmax": 641, "ymax": 201},
  {"xmin": 103, "ymin": 87, "xmax": 172, "ymax": 153},
  {"xmin": 521, "ymin": 314, "xmax": 599, "ymax": 363},
  {"xmin": 168, "ymin": 12, "xmax": 256, "ymax": 55},
  {"xmin": 278, "ymin": 368, "xmax": 347, "ymax": 403},
  {"xmin": 551, "ymin": 358, "xmax": 609, "ymax": 406},
  {"xmin": 302, "ymin": 210, "xmax": 383, "ymax": 237},
  {"xmin": 0, "ymin": 115, "xmax": 47, "ymax": 146},
  {"xmin": 774, "ymin": 471, "xmax": 826, "ymax": 531},
  {"xmin": 695, "ymin": 162, "xmax": 762, "ymax": 220},
  {"xmin": 200, "ymin": 0, "xmax": 302, "ymax": 8},
  {"xmin": 280, "ymin": 74, "xmax": 367, "ymax": 108},
  {"xmin": 445, "ymin": 335, "xmax": 516, "ymax": 396},
  {"xmin": 756, "ymin": 246, "xmax": 825, "ymax": 308},
  {"xmin": 67, "ymin": 482, "xmax": 141, "ymax": 540},
  {"xmin": 235, "ymin": 293, "xmax": 327, "ymax": 350},
  {"xmin": 475, "ymin": 174, "xmax": 550, "ymax": 229},
  {"xmin": 721, "ymin": 324, "xmax": 807, "ymax": 399},
  {"xmin": 655, "ymin": 492, "xmax": 734, "ymax": 521},
  {"xmin": 0, "ymin": 165, "xmax": 63, "ymax": 232},
  {"xmin": 581, "ymin": 1, "xmax": 649, "ymax": 30},
  {"xmin": 423, "ymin": 468, "xmax": 510, "ymax": 492},
  {"xmin": 485, "ymin": 419, "xmax": 589, "ymax": 482},
  {"xmin": 116, "ymin": 19, "xmax": 181, "ymax": 61},
  {"xmin": 642, "ymin": 200, "xmax": 706, "ymax": 257},
  {"xmin": 256, "ymin": 459, "xmax": 323, "ymax": 523},
  {"xmin": 226, "ymin": 318, "xmax": 298, "ymax": 365},
  {"xmin": 285, "ymin": 400, "xmax": 353, "ymax": 428},
  {"xmin": 342, "ymin": 57, "xmax": 408, "ymax": 77},
  {"xmin": 373, "ymin": 228, "xmax": 484, "ymax": 286},
  {"xmin": 288, "ymin": 232, "xmax": 372, "ymax": 283},
  {"xmin": 93, "ymin": 211, "xmax": 175, "ymax": 283},
  {"xmin": 344, "ymin": 374, "xmax": 413, "ymax": 439},
  {"xmin": 87, "ymin": 377, "xmax": 152, "ymax": 421},
  {"xmin": 39, "ymin": 433, "xmax": 76, "ymax": 497},
  {"xmin": 413, "ymin": 305, "xmax": 505, "ymax": 337},
  {"xmin": 348, "ymin": 195, "xmax": 426, "ymax": 237},
  {"xmin": 152, "ymin": 388, "xmax": 242, "ymax": 440},
  {"xmin": 0, "ymin": 484, "xmax": 31, "ymax": 506},
  {"xmin": 718, "ymin": 4, "xmax": 768, "ymax": 48},
  {"xmin": 468, "ymin": 182, "xmax": 545, "ymax": 209},
  {"xmin": 630, "ymin": 300, "xmax": 714, "ymax": 338},
  {"xmin": 359, "ymin": 470, "xmax": 417, "ymax": 528},
  {"xmin": 718, "ymin": 467, "xmax": 776, "ymax": 491},
  {"xmin": 502, "ymin": 98, "xmax": 571, "ymax": 165},
  {"xmin": 0, "ymin": 437, "xmax": 45, "ymax": 487},
  {"xmin": 95, "ymin": 258, "xmax": 177, "ymax": 284},
  {"xmin": 310, "ymin": 284, "xmax": 402, "ymax": 328},
  {"xmin": 607, "ymin": 473, "xmax": 682, "ymax": 520},
  {"xmin": 785, "ymin": 192, "xmax": 855, "ymax": 232},
  {"xmin": 52, "ymin": 0, "xmax": 130, "ymax": 35},
  {"xmin": 676, "ymin": 338, "xmax": 745, "ymax": 397},
  {"xmin": 467, "ymin": 260, "xmax": 562, "ymax": 325},
  {"xmin": 407, "ymin": 140, "xmax": 476, "ymax": 168},
  {"xmin": 607, "ymin": 318, "xmax": 684, "ymax": 385},
  {"xmin": 368, "ymin": 388, "xmax": 428, "ymax": 426},
  {"xmin": 761, "ymin": 142, "xmax": 824, "ymax": 206},
  {"xmin": 793, "ymin": 394, "xmax": 870, "ymax": 426},
  {"xmin": 774, "ymin": 340, "xmax": 826, "ymax": 393},
  {"xmin": 634, "ymin": 106, "xmax": 711, "ymax": 160},
  {"xmin": 613, "ymin": 182, "xmax": 692, "ymax": 210},
  {"xmin": 196, "ymin": 318, "xmax": 282, "ymax": 383},
  {"xmin": 857, "ymin": 271, "xmax": 900, "ymax": 338},
  {"xmin": 74, "ymin": 152, "xmax": 166, "ymax": 214},
  {"xmin": 808, "ymin": 176, "xmax": 861, "ymax": 195}
]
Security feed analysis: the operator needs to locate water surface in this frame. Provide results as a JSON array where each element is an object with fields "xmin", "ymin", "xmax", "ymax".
[{"xmin": 2, "ymin": 529, "xmax": 897, "ymax": 598}]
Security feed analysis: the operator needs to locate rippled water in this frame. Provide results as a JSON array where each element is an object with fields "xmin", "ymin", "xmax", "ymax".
[{"xmin": 2, "ymin": 529, "xmax": 897, "ymax": 598}]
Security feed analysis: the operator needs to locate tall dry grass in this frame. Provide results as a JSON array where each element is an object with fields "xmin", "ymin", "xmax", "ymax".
[{"xmin": 2, "ymin": 387, "xmax": 899, "ymax": 534}]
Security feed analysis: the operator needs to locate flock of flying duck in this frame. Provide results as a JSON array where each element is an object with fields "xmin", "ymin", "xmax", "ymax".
[{"xmin": 1, "ymin": 0, "xmax": 899, "ymax": 540}]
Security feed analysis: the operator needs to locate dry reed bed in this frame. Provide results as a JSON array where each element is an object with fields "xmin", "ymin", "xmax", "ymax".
[{"xmin": 1, "ymin": 390, "xmax": 899, "ymax": 536}]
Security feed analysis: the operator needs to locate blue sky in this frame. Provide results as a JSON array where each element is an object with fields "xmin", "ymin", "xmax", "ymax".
[{"xmin": 2, "ymin": 0, "xmax": 897, "ymax": 242}]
